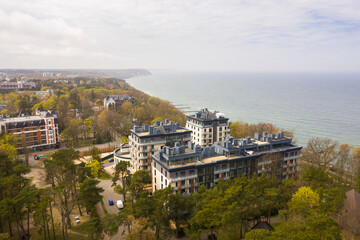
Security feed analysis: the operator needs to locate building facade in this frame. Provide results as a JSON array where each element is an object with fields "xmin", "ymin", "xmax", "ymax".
[
  {"xmin": 186, "ymin": 108, "xmax": 230, "ymax": 147},
  {"xmin": 0, "ymin": 110, "xmax": 60, "ymax": 151},
  {"xmin": 129, "ymin": 120, "xmax": 192, "ymax": 174},
  {"xmin": 104, "ymin": 95, "xmax": 134, "ymax": 110},
  {"xmin": 0, "ymin": 80, "xmax": 36, "ymax": 90},
  {"xmin": 151, "ymin": 131, "xmax": 302, "ymax": 194}
]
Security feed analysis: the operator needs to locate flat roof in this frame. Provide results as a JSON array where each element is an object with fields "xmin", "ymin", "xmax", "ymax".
[
  {"xmin": 136, "ymin": 128, "xmax": 190, "ymax": 136},
  {"xmin": 0, "ymin": 115, "xmax": 51, "ymax": 123}
]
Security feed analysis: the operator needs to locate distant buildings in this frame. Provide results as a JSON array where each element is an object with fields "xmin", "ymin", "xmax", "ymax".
[
  {"xmin": 186, "ymin": 108, "xmax": 230, "ymax": 147},
  {"xmin": 151, "ymin": 131, "xmax": 301, "ymax": 194},
  {"xmin": 42, "ymin": 72, "xmax": 55, "ymax": 77},
  {"xmin": 104, "ymin": 95, "xmax": 134, "ymax": 110},
  {"xmin": 0, "ymin": 80, "xmax": 36, "ymax": 90},
  {"xmin": 0, "ymin": 109, "xmax": 60, "ymax": 151},
  {"xmin": 35, "ymin": 89, "xmax": 54, "ymax": 98},
  {"xmin": 129, "ymin": 120, "xmax": 192, "ymax": 173}
]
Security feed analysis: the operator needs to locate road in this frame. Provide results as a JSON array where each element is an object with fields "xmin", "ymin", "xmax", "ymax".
[
  {"xmin": 18, "ymin": 141, "xmax": 119, "ymax": 167},
  {"xmin": 97, "ymin": 179, "xmax": 128, "ymax": 239}
]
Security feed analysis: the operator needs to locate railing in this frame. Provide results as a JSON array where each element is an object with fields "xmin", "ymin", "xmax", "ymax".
[{"xmin": 171, "ymin": 174, "xmax": 197, "ymax": 183}]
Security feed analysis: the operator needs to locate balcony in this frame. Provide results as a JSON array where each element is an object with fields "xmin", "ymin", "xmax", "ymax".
[
  {"xmin": 214, "ymin": 168, "xmax": 228, "ymax": 174},
  {"xmin": 171, "ymin": 174, "xmax": 197, "ymax": 183},
  {"xmin": 284, "ymin": 154, "xmax": 302, "ymax": 161}
]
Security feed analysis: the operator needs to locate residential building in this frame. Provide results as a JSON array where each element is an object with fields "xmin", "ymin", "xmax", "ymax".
[
  {"xmin": 0, "ymin": 109, "xmax": 60, "ymax": 151},
  {"xmin": 104, "ymin": 95, "xmax": 134, "ymax": 110},
  {"xmin": 186, "ymin": 108, "xmax": 230, "ymax": 147},
  {"xmin": 35, "ymin": 89, "xmax": 54, "ymax": 98},
  {"xmin": 129, "ymin": 119, "xmax": 192, "ymax": 173},
  {"xmin": 114, "ymin": 143, "xmax": 131, "ymax": 166},
  {"xmin": 151, "ymin": 131, "xmax": 301, "ymax": 194},
  {"xmin": 0, "ymin": 80, "xmax": 36, "ymax": 90}
]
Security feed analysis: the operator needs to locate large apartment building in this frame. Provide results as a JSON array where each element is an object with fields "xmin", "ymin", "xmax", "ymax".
[
  {"xmin": 151, "ymin": 131, "xmax": 302, "ymax": 194},
  {"xmin": 186, "ymin": 108, "xmax": 230, "ymax": 147},
  {"xmin": 0, "ymin": 109, "xmax": 60, "ymax": 151},
  {"xmin": 128, "ymin": 120, "xmax": 192, "ymax": 173}
]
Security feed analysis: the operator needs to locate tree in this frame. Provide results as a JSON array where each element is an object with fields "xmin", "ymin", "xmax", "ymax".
[
  {"xmin": 244, "ymin": 229, "xmax": 272, "ymax": 240},
  {"xmin": 86, "ymin": 160, "xmax": 101, "ymax": 177},
  {"xmin": 45, "ymin": 149, "xmax": 79, "ymax": 240},
  {"xmin": 112, "ymin": 161, "xmax": 131, "ymax": 202},
  {"xmin": 302, "ymin": 137, "xmax": 338, "ymax": 167},
  {"xmin": 129, "ymin": 170, "xmax": 151, "ymax": 200},
  {"xmin": 78, "ymin": 178, "xmax": 104, "ymax": 216}
]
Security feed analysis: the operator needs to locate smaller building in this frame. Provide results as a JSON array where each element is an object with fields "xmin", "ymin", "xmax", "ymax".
[
  {"xmin": 114, "ymin": 143, "xmax": 131, "ymax": 166},
  {"xmin": 0, "ymin": 80, "xmax": 36, "ymax": 90},
  {"xmin": 36, "ymin": 89, "xmax": 54, "ymax": 98},
  {"xmin": 104, "ymin": 95, "xmax": 134, "ymax": 110},
  {"xmin": 186, "ymin": 108, "xmax": 230, "ymax": 147},
  {"xmin": 0, "ymin": 109, "xmax": 60, "ymax": 151}
]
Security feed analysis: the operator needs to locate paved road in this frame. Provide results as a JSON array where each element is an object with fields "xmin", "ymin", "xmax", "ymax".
[
  {"xmin": 18, "ymin": 141, "xmax": 119, "ymax": 167},
  {"xmin": 97, "ymin": 179, "xmax": 128, "ymax": 239},
  {"xmin": 97, "ymin": 179, "xmax": 123, "ymax": 214}
]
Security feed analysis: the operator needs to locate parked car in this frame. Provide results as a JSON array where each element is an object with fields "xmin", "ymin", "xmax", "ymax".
[
  {"xmin": 75, "ymin": 216, "xmax": 80, "ymax": 224},
  {"xmin": 109, "ymin": 200, "xmax": 114, "ymax": 206},
  {"xmin": 116, "ymin": 200, "xmax": 124, "ymax": 209},
  {"xmin": 109, "ymin": 158, "xmax": 114, "ymax": 162},
  {"xmin": 33, "ymin": 154, "xmax": 43, "ymax": 160}
]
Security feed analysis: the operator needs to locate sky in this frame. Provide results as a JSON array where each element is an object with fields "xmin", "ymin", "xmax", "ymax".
[{"xmin": 0, "ymin": 0, "xmax": 359, "ymax": 72}]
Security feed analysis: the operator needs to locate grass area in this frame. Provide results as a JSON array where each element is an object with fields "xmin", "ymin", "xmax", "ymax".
[
  {"xmin": 100, "ymin": 199, "xmax": 109, "ymax": 215},
  {"xmin": 98, "ymin": 170, "xmax": 112, "ymax": 180},
  {"xmin": 8, "ymin": 227, "xmax": 88, "ymax": 240},
  {"xmin": 114, "ymin": 185, "xmax": 123, "ymax": 194}
]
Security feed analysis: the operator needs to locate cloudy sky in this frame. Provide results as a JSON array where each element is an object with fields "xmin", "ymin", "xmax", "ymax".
[{"xmin": 0, "ymin": 0, "xmax": 359, "ymax": 71}]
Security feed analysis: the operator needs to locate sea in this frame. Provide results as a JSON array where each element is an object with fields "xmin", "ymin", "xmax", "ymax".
[{"xmin": 127, "ymin": 70, "xmax": 360, "ymax": 147}]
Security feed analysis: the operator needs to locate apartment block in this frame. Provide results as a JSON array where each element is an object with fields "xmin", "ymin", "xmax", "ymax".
[
  {"xmin": 0, "ymin": 109, "xmax": 60, "ymax": 151},
  {"xmin": 128, "ymin": 119, "xmax": 192, "ymax": 174},
  {"xmin": 186, "ymin": 108, "xmax": 230, "ymax": 147},
  {"xmin": 151, "ymin": 131, "xmax": 301, "ymax": 194}
]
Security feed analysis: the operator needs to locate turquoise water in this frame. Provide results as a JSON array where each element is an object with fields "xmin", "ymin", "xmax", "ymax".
[{"xmin": 127, "ymin": 70, "xmax": 360, "ymax": 147}]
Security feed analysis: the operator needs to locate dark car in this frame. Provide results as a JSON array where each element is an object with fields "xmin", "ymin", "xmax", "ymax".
[{"xmin": 109, "ymin": 200, "xmax": 114, "ymax": 206}]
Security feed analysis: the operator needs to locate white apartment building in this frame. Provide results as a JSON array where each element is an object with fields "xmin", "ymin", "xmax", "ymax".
[{"xmin": 186, "ymin": 108, "xmax": 230, "ymax": 147}]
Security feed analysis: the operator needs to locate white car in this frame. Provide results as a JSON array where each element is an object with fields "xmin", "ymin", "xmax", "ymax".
[{"xmin": 116, "ymin": 200, "xmax": 124, "ymax": 209}]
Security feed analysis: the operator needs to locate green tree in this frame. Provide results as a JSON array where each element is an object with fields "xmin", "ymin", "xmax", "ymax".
[
  {"xmin": 112, "ymin": 161, "xmax": 131, "ymax": 202},
  {"xmin": 78, "ymin": 178, "xmax": 104, "ymax": 216}
]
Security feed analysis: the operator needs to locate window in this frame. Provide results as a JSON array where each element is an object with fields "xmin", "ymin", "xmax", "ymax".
[
  {"xmin": 219, "ymin": 127, "xmax": 222, "ymax": 131},
  {"xmin": 154, "ymin": 162, "xmax": 156, "ymax": 167},
  {"xmin": 176, "ymin": 172, "xmax": 178, "ymax": 178},
  {"xmin": 181, "ymin": 180, "xmax": 185, "ymax": 185},
  {"xmin": 209, "ymin": 129, "xmax": 212, "ymax": 132},
  {"xmin": 161, "ymin": 184, "xmax": 163, "ymax": 189},
  {"xmin": 165, "ymin": 171, "xmax": 167, "ymax": 177},
  {"xmin": 161, "ymin": 167, "xmax": 163, "ymax": 174},
  {"xmin": 165, "ymin": 179, "xmax": 167, "ymax": 185},
  {"xmin": 176, "ymin": 182, "xmax": 178, "ymax": 187},
  {"xmin": 155, "ymin": 178, "xmax": 156, "ymax": 183},
  {"xmin": 154, "ymin": 169, "xmax": 156, "ymax": 176},
  {"xmin": 180, "ymin": 171, "xmax": 185, "ymax": 177},
  {"xmin": 189, "ymin": 170, "xmax": 195, "ymax": 175},
  {"xmin": 161, "ymin": 176, "xmax": 163, "ymax": 181}
]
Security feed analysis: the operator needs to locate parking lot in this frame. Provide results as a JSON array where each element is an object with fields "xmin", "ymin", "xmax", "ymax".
[{"xmin": 97, "ymin": 179, "xmax": 124, "ymax": 214}]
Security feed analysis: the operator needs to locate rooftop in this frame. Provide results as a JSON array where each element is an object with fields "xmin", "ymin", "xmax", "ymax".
[
  {"xmin": 132, "ymin": 119, "xmax": 189, "ymax": 137},
  {"xmin": 188, "ymin": 108, "xmax": 227, "ymax": 121}
]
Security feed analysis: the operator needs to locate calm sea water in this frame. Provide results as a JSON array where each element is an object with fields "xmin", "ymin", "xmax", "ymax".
[{"xmin": 127, "ymin": 70, "xmax": 360, "ymax": 147}]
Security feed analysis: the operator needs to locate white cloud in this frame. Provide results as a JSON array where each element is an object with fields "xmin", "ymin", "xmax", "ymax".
[{"xmin": 0, "ymin": 0, "xmax": 359, "ymax": 71}]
